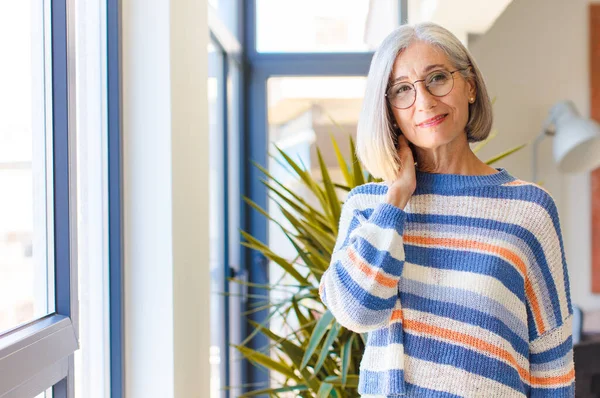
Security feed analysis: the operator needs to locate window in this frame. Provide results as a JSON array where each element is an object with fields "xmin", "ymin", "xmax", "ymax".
[
  {"xmin": 0, "ymin": 1, "xmax": 80, "ymax": 396},
  {"xmin": 406, "ymin": 0, "xmax": 514, "ymax": 46},
  {"xmin": 209, "ymin": 3, "xmax": 245, "ymax": 396},
  {"xmin": 256, "ymin": 0, "xmax": 401, "ymax": 53},
  {"xmin": 0, "ymin": 0, "xmax": 54, "ymax": 338}
]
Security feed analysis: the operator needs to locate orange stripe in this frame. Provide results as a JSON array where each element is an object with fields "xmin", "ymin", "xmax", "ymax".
[
  {"xmin": 348, "ymin": 249, "xmax": 398, "ymax": 288},
  {"xmin": 404, "ymin": 235, "xmax": 547, "ymax": 335},
  {"xmin": 391, "ymin": 309, "xmax": 403, "ymax": 322},
  {"xmin": 530, "ymin": 369, "xmax": 575, "ymax": 386},
  {"xmin": 504, "ymin": 180, "xmax": 528, "ymax": 186},
  {"xmin": 404, "ymin": 319, "xmax": 530, "ymax": 382},
  {"xmin": 525, "ymin": 278, "xmax": 546, "ymax": 335}
]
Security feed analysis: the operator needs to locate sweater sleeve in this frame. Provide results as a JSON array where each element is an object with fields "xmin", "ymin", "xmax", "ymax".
[
  {"xmin": 526, "ymin": 190, "xmax": 575, "ymax": 397},
  {"xmin": 318, "ymin": 185, "xmax": 407, "ymax": 333}
]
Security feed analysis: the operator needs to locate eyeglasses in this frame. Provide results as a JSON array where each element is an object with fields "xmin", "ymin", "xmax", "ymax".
[{"xmin": 385, "ymin": 68, "xmax": 469, "ymax": 109}]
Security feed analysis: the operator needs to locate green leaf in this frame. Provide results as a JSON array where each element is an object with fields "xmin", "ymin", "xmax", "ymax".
[
  {"xmin": 317, "ymin": 382, "xmax": 334, "ymax": 398},
  {"xmin": 234, "ymin": 345, "xmax": 299, "ymax": 381},
  {"xmin": 243, "ymin": 195, "xmax": 294, "ymax": 235},
  {"xmin": 301, "ymin": 310, "xmax": 334, "ymax": 369},
  {"xmin": 485, "ymin": 143, "xmax": 527, "ymax": 165},
  {"xmin": 317, "ymin": 148, "xmax": 342, "ymax": 226},
  {"xmin": 349, "ymin": 137, "xmax": 365, "ymax": 186},
  {"xmin": 240, "ymin": 231, "xmax": 310, "ymax": 286},
  {"xmin": 274, "ymin": 146, "xmax": 328, "ymax": 207},
  {"xmin": 324, "ymin": 375, "xmax": 360, "ymax": 388},
  {"xmin": 330, "ymin": 134, "xmax": 353, "ymax": 186},
  {"xmin": 341, "ymin": 333, "xmax": 355, "ymax": 387},
  {"xmin": 238, "ymin": 384, "xmax": 308, "ymax": 397},
  {"xmin": 332, "ymin": 182, "xmax": 352, "ymax": 192},
  {"xmin": 313, "ymin": 321, "xmax": 340, "ymax": 374},
  {"xmin": 283, "ymin": 231, "xmax": 326, "ymax": 278}
]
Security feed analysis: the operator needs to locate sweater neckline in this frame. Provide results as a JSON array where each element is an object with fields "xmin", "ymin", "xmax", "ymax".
[{"xmin": 414, "ymin": 167, "xmax": 515, "ymax": 192}]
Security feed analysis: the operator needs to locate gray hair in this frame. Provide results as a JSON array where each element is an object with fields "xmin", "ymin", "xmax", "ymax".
[{"xmin": 356, "ymin": 22, "xmax": 493, "ymax": 181}]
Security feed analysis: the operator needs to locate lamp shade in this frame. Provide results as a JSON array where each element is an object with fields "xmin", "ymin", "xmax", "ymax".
[{"xmin": 550, "ymin": 101, "xmax": 600, "ymax": 173}]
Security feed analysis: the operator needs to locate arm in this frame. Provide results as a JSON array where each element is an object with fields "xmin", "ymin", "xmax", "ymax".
[
  {"xmin": 318, "ymin": 184, "xmax": 407, "ymax": 333},
  {"xmin": 526, "ymin": 191, "xmax": 575, "ymax": 397}
]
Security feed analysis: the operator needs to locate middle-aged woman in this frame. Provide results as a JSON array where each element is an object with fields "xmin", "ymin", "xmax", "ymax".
[{"xmin": 318, "ymin": 22, "xmax": 575, "ymax": 397}]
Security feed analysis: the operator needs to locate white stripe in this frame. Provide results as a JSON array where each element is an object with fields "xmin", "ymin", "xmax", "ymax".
[
  {"xmin": 402, "ymin": 262, "xmax": 526, "ymax": 323},
  {"xmin": 404, "ymin": 355, "xmax": 526, "ymax": 397},
  {"xmin": 360, "ymin": 343, "xmax": 405, "ymax": 373}
]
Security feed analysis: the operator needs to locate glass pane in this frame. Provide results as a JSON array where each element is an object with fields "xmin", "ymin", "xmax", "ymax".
[
  {"xmin": 256, "ymin": 0, "xmax": 400, "ymax": 52},
  {"xmin": 407, "ymin": 0, "xmax": 514, "ymax": 47},
  {"xmin": 209, "ymin": 0, "xmax": 238, "ymax": 39},
  {"xmin": 0, "ymin": 0, "xmax": 53, "ymax": 334},
  {"xmin": 208, "ymin": 41, "xmax": 225, "ymax": 398},
  {"xmin": 266, "ymin": 76, "xmax": 366, "ymax": 390},
  {"xmin": 226, "ymin": 60, "xmax": 243, "ymax": 398},
  {"xmin": 73, "ymin": 0, "xmax": 110, "ymax": 395},
  {"xmin": 34, "ymin": 387, "xmax": 53, "ymax": 398}
]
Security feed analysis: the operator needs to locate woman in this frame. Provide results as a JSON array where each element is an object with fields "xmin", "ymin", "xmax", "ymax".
[{"xmin": 319, "ymin": 23, "xmax": 574, "ymax": 397}]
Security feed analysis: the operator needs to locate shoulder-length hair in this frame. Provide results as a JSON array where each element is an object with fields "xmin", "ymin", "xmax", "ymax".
[{"xmin": 356, "ymin": 22, "xmax": 493, "ymax": 181}]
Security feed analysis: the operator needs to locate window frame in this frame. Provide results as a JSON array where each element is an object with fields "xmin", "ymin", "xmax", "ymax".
[
  {"xmin": 0, "ymin": 0, "xmax": 79, "ymax": 396},
  {"xmin": 107, "ymin": 0, "xmax": 124, "ymax": 396}
]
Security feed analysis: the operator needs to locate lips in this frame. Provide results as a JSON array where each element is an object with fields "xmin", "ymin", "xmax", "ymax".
[{"xmin": 418, "ymin": 114, "xmax": 448, "ymax": 127}]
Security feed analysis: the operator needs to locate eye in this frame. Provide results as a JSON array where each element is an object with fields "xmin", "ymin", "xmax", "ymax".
[
  {"xmin": 393, "ymin": 83, "xmax": 413, "ymax": 96},
  {"xmin": 428, "ymin": 71, "xmax": 449, "ymax": 84}
]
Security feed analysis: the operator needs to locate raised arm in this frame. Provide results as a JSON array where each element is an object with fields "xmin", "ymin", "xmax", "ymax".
[{"xmin": 319, "ymin": 184, "xmax": 408, "ymax": 333}]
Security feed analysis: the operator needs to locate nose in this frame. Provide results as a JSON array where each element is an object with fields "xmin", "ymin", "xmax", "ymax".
[{"xmin": 414, "ymin": 82, "xmax": 437, "ymax": 110}]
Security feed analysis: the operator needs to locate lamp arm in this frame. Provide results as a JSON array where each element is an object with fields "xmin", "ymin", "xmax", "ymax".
[{"xmin": 531, "ymin": 118, "xmax": 555, "ymax": 183}]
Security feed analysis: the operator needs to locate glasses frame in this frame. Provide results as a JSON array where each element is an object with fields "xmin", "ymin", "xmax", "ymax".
[{"xmin": 385, "ymin": 68, "xmax": 469, "ymax": 110}]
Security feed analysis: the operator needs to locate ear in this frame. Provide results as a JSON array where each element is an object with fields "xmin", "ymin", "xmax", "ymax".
[{"xmin": 466, "ymin": 77, "xmax": 477, "ymax": 99}]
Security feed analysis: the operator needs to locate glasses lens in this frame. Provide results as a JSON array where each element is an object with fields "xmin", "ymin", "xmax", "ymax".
[
  {"xmin": 388, "ymin": 83, "xmax": 415, "ymax": 109},
  {"xmin": 427, "ymin": 70, "xmax": 454, "ymax": 97}
]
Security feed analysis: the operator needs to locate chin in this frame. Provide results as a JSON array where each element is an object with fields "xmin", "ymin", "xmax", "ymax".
[{"xmin": 414, "ymin": 131, "xmax": 456, "ymax": 148}]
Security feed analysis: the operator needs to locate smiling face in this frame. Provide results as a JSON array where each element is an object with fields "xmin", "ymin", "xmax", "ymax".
[{"xmin": 388, "ymin": 40, "xmax": 476, "ymax": 151}]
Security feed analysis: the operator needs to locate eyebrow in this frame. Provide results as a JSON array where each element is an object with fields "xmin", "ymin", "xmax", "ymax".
[{"xmin": 391, "ymin": 64, "xmax": 447, "ymax": 84}]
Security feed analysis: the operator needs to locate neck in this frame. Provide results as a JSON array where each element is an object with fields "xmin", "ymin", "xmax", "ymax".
[{"xmin": 414, "ymin": 133, "xmax": 490, "ymax": 175}]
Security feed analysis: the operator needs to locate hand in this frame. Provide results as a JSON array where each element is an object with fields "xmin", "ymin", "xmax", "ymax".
[{"xmin": 385, "ymin": 134, "xmax": 416, "ymax": 209}]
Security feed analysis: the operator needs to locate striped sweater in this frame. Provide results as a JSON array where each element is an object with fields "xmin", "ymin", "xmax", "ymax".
[{"xmin": 318, "ymin": 168, "xmax": 575, "ymax": 397}]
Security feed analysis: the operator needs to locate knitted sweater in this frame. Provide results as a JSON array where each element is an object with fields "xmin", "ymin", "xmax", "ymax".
[{"xmin": 318, "ymin": 168, "xmax": 575, "ymax": 397}]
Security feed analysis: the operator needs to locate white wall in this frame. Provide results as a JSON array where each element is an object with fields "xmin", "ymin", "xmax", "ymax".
[
  {"xmin": 470, "ymin": 0, "xmax": 600, "ymax": 310},
  {"xmin": 122, "ymin": 0, "xmax": 210, "ymax": 396}
]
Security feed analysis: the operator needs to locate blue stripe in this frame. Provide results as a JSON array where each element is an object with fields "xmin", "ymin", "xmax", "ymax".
[
  {"xmin": 350, "ymin": 236, "xmax": 404, "ymax": 276},
  {"xmin": 358, "ymin": 369, "xmax": 406, "ymax": 395},
  {"xmin": 530, "ymin": 336, "xmax": 573, "ymax": 364},
  {"xmin": 404, "ymin": 244, "xmax": 526, "ymax": 302},
  {"xmin": 530, "ymin": 383, "xmax": 574, "ymax": 398},
  {"xmin": 368, "ymin": 203, "xmax": 407, "ymax": 234},
  {"xmin": 403, "ymin": 332, "xmax": 526, "ymax": 394},
  {"xmin": 347, "ymin": 182, "xmax": 387, "ymax": 199},
  {"xmin": 368, "ymin": 322, "xmax": 404, "ymax": 346},
  {"xmin": 340, "ymin": 216, "xmax": 362, "ymax": 248},
  {"xmin": 401, "ymin": 292, "xmax": 529, "ymax": 357}
]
